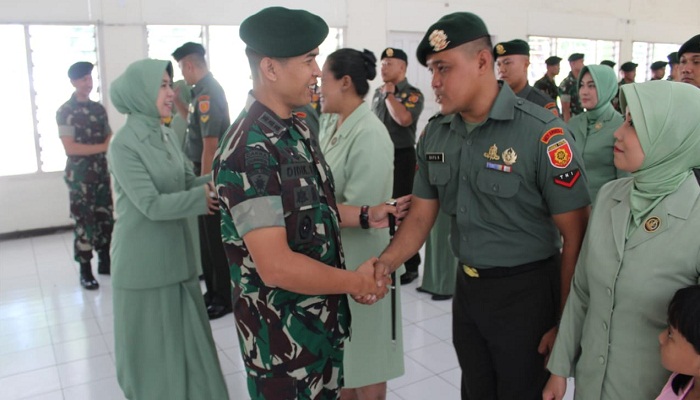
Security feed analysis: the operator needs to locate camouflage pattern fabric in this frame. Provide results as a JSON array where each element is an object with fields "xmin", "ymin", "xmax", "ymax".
[
  {"xmin": 213, "ymin": 96, "xmax": 350, "ymax": 399},
  {"xmin": 56, "ymin": 94, "xmax": 114, "ymax": 262},
  {"xmin": 534, "ymin": 74, "xmax": 559, "ymax": 104},
  {"xmin": 558, "ymin": 72, "xmax": 584, "ymax": 116}
]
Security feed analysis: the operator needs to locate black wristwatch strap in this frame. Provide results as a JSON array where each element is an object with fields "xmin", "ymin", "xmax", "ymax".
[{"xmin": 360, "ymin": 205, "xmax": 370, "ymax": 229}]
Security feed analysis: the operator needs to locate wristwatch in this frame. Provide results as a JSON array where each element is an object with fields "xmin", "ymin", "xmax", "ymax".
[{"xmin": 360, "ymin": 205, "xmax": 370, "ymax": 229}]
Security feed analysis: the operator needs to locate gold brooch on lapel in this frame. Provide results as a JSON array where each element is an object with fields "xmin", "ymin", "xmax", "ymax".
[{"xmin": 644, "ymin": 216, "xmax": 661, "ymax": 232}]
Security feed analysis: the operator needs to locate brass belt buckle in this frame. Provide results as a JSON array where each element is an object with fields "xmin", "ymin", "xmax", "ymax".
[{"xmin": 463, "ymin": 264, "xmax": 479, "ymax": 278}]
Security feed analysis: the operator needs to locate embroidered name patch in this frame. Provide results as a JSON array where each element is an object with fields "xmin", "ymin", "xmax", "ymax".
[
  {"xmin": 426, "ymin": 152, "xmax": 444, "ymax": 162},
  {"xmin": 281, "ymin": 163, "xmax": 315, "ymax": 180}
]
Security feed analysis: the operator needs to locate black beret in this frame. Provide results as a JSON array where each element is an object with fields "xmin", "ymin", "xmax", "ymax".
[
  {"xmin": 650, "ymin": 61, "xmax": 668, "ymax": 71},
  {"xmin": 493, "ymin": 39, "xmax": 530, "ymax": 58},
  {"xmin": 416, "ymin": 12, "xmax": 489, "ymax": 66},
  {"xmin": 381, "ymin": 48, "xmax": 408, "ymax": 64},
  {"xmin": 67, "ymin": 62, "xmax": 93, "ymax": 80},
  {"xmin": 172, "ymin": 42, "xmax": 205, "ymax": 62},
  {"xmin": 620, "ymin": 61, "xmax": 638, "ymax": 72},
  {"xmin": 545, "ymin": 56, "xmax": 562, "ymax": 66},
  {"xmin": 678, "ymin": 34, "xmax": 700, "ymax": 58},
  {"xmin": 668, "ymin": 51, "xmax": 680, "ymax": 64},
  {"xmin": 240, "ymin": 7, "xmax": 328, "ymax": 58},
  {"xmin": 600, "ymin": 60, "xmax": 616, "ymax": 68},
  {"xmin": 568, "ymin": 53, "xmax": 584, "ymax": 62}
]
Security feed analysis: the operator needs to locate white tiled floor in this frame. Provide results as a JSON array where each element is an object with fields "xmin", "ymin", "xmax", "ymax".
[{"xmin": 0, "ymin": 231, "xmax": 574, "ymax": 399}]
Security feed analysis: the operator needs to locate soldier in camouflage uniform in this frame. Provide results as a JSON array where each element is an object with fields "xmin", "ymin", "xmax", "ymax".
[
  {"xmin": 534, "ymin": 56, "xmax": 562, "ymax": 104},
  {"xmin": 56, "ymin": 61, "xmax": 113, "ymax": 290},
  {"xmin": 213, "ymin": 7, "xmax": 403, "ymax": 400},
  {"xmin": 559, "ymin": 53, "xmax": 585, "ymax": 122}
]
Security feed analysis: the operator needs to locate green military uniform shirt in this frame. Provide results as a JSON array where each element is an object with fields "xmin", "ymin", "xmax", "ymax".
[
  {"xmin": 371, "ymin": 78, "xmax": 424, "ymax": 149},
  {"xmin": 413, "ymin": 83, "xmax": 591, "ymax": 268},
  {"xmin": 534, "ymin": 74, "xmax": 559, "ymax": 104},
  {"xmin": 517, "ymin": 84, "xmax": 560, "ymax": 118},
  {"xmin": 213, "ymin": 94, "xmax": 350, "ymax": 378},
  {"xmin": 558, "ymin": 72, "xmax": 584, "ymax": 117},
  {"xmin": 185, "ymin": 72, "xmax": 230, "ymax": 163},
  {"xmin": 611, "ymin": 79, "xmax": 632, "ymax": 113}
]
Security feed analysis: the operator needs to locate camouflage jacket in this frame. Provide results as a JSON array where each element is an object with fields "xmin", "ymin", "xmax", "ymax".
[
  {"xmin": 558, "ymin": 72, "xmax": 584, "ymax": 116},
  {"xmin": 213, "ymin": 95, "xmax": 350, "ymax": 375},
  {"xmin": 56, "ymin": 93, "xmax": 111, "ymax": 183}
]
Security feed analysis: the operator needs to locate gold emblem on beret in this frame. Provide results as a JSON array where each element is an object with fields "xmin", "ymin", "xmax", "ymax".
[
  {"xmin": 483, "ymin": 144, "xmax": 500, "ymax": 161},
  {"xmin": 496, "ymin": 44, "xmax": 506, "ymax": 55},
  {"xmin": 386, "ymin": 48, "xmax": 394, "ymax": 57},
  {"xmin": 502, "ymin": 148, "xmax": 517, "ymax": 165},
  {"xmin": 644, "ymin": 216, "xmax": 661, "ymax": 232},
  {"xmin": 429, "ymin": 29, "xmax": 450, "ymax": 52}
]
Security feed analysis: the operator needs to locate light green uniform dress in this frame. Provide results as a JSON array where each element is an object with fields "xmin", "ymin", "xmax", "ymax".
[
  {"xmin": 568, "ymin": 65, "xmax": 629, "ymax": 203},
  {"xmin": 319, "ymin": 102, "xmax": 405, "ymax": 388},
  {"xmin": 548, "ymin": 81, "xmax": 700, "ymax": 400},
  {"xmin": 108, "ymin": 59, "xmax": 228, "ymax": 400}
]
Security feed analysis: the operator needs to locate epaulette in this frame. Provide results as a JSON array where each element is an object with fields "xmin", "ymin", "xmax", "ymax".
[{"xmin": 514, "ymin": 98, "xmax": 557, "ymax": 124}]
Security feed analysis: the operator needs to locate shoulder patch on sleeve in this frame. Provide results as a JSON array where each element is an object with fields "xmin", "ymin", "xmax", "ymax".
[
  {"xmin": 540, "ymin": 127, "xmax": 564, "ymax": 143},
  {"xmin": 553, "ymin": 168, "xmax": 581, "ymax": 188},
  {"xmin": 547, "ymin": 139, "xmax": 573, "ymax": 169},
  {"xmin": 198, "ymin": 95, "xmax": 210, "ymax": 114}
]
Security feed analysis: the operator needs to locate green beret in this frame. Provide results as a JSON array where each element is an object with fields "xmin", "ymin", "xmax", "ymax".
[
  {"xmin": 416, "ymin": 12, "xmax": 489, "ymax": 66},
  {"xmin": 668, "ymin": 51, "xmax": 680, "ymax": 64},
  {"xmin": 240, "ymin": 7, "xmax": 328, "ymax": 58},
  {"xmin": 650, "ymin": 61, "xmax": 668, "ymax": 71},
  {"xmin": 568, "ymin": 53, "xmax": 584, "ymax": 62},
  {"xmin": 620, "ymin": 61, "xmax": 638, "ymax": 72},
  {"xmin": 172, "ymin": 42, "xmax": 205, "ymax": 62},
  {"xmin": 600, "ymin": 60, "xmax": 616, "ymax": 68},
  {"xmin": 679, "ymin": 34, "xmax": 700, "ymax": 58},
  {"xmin": 381, "ymin": 48, "xmax": 408, "ymax": 64},
  {"xmin": 545, "ymin": 56, "xmax": 562, "ymax": 66},
  {"xmin": 494, "ymin": 39, "xmax": 529, "ymax": 58},
  {"xmin": 68, "ymin": 61, "xmax": 93, "ymax": 80}
]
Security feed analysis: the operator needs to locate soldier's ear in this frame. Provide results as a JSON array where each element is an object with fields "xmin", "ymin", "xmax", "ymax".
[{"xmin": 260, "ymin": 57, "xmax": 278, "ymax": 82}]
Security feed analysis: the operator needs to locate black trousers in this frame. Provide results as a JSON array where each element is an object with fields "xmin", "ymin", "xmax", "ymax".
[
  {"xmin": 452, "ymin": 256, "xmax": 560, "ymax": 400},
  {"xmin": 393, "ymin": 147, "xmax": 420, "ymax": 273},
  {"xmin": 194, "ymin": 162, "xmax": 232, "ymax": 309}
]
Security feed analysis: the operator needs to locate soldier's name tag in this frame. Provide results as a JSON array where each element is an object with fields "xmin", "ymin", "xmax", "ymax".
[{"xmin": 426, "ymin": 152, "xmax": 444, "ymax": 162}]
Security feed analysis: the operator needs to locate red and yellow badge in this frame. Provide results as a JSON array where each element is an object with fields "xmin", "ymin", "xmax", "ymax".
[
  {"xmin": 540, "ymin": 127, "xmax": 564, "ymax": 144},
  {"xmin": 293, "ymin": 111, "xmax": 307, "ymax": 118},
  {"xmin": 408, "ymin": 93, "xmax": 420, "ymax": 103},
  {"xmin": 198, "ymin": 95, "xmax": 210, "ymax": 114},
  {"xmin": 547, "ymin": 139, "xmax": 573, "ymax": 168}
]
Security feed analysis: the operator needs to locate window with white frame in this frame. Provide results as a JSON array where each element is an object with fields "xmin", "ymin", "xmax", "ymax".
[
  {"xmin": 528, "ymin": 36, "xmax": 620, "ymax": 86},
  {"xmin": 147, "ymin": 25, "xmax": 343, "ymax": 119},
  {"xmin": 0, "ymin": 24, "xmax": 99, "ymax": 177},
  {"xmin": 632, "ymin": 42, "xmax": 681, "ymax": 81}
]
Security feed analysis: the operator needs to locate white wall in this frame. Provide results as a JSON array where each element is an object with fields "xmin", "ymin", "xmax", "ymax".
[{"xmin": 0, "ymin": 0, "xmax": 698, "ymax": 234}]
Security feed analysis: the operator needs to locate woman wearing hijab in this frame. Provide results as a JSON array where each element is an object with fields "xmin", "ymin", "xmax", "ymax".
[
  {"xmin": 108, "ymin": 59, "xmax": 228, "ymax": 399},
  {"xmin": 569, "ymin": 64, "xmax": 628, "ymax": 202},
  {"xmin": 318, "ymin": 48, "xmax": 404, "ymax": 400},
  {"xmin": 543, "ymin": 80, "xmax": 700, "ymax": 400}
]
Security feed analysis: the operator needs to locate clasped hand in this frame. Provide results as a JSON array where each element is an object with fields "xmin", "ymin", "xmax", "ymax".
[{"xmin": 352, "ymin": 257, "xmax": 392, "ymax": 305}]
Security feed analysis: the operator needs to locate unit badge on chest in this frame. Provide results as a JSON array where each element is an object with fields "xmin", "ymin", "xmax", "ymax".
[
  {"xmin": 483, "ymin": 144, "xmax": 500, "ymax": 161},
  {"xmin": 502, "ymin": 148, "xmax": 517, "ymax": 165}
]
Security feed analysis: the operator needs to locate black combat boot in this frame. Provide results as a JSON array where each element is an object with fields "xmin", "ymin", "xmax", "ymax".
[
  {"xmin": 97, "ymin": 252, "xmax": 111, "ymax": 275},
  {"xmin": 79, "ymin": 262, "xmax": 99, "ymax": 290}
]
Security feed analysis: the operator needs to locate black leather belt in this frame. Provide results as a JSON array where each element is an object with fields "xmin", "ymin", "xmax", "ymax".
[{"xmin": 461, "ymin": 255, "xmax": 556, "ymax": 279}]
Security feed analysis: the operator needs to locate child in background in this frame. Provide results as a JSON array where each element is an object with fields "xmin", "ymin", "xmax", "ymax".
[{"xmin": 656, "ymin": 285, "xmax": 700, "ymax": 400}]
